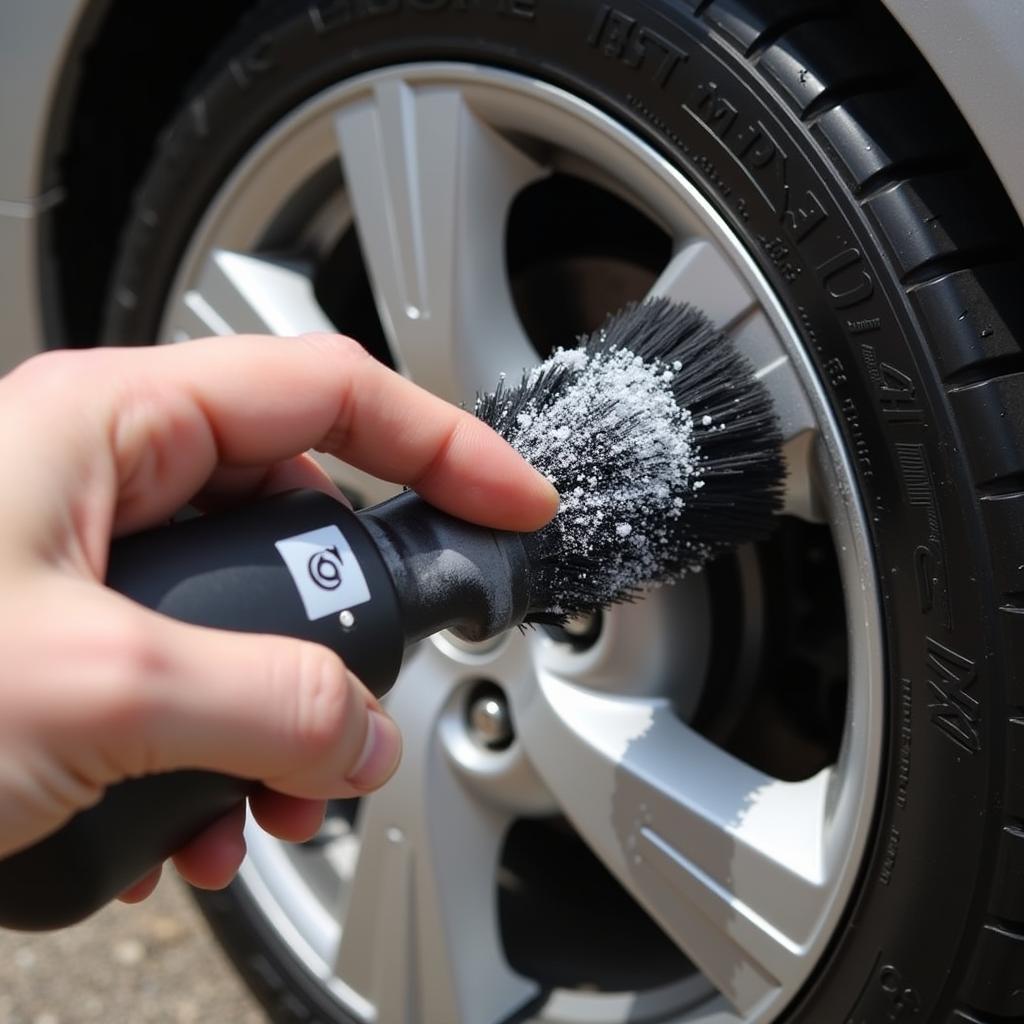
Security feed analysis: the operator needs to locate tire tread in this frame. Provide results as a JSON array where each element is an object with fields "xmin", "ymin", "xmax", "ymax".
[{"xmin": 697, "ymin": 0, "xmax": 1024, "ymax": 1019}]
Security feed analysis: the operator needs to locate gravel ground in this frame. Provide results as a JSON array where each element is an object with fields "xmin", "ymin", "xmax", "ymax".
[{"xmin": 0, "ymin": 878, "xmax": 268, "ymax": 1024}]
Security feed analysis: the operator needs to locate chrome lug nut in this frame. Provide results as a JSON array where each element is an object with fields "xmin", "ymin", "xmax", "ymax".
[{"xmin": 467, "ymin": 686, "xmax": 514, "ymax": 750}]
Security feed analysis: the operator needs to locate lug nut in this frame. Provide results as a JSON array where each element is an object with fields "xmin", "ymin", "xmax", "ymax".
[{"xmin": 467, "ymin": 685, "xmax": 514, "ymax": 750}]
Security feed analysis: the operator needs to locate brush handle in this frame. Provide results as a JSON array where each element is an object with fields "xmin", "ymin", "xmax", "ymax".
[{"xmin": 0, "ymin": 490, "xmax": 405, "ymax": 931}]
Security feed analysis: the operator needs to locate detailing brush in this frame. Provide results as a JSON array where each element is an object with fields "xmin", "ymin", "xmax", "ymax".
[
  {"xmin": 476, "ymin": 298, "xmax": 783, "ymax": 619},
  {"xmin": 0, "ymin": 298, "xmax": 784, "ymax": 930}
]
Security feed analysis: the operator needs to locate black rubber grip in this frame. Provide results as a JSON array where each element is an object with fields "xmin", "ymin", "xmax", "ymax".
[{"xmin": 0, "ymin": 490, "xmax": 404, "ymax": 931}]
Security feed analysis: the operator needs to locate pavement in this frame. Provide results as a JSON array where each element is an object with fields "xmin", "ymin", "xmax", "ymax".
[{"xmin": 0, "ymin": 878, "xmax": 268, "ymax": 1024}]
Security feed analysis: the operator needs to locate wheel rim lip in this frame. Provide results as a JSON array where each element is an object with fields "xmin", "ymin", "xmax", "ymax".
[{"xmin": 156, "ymin": 63, "xmax": 884, "ymax": 1024}]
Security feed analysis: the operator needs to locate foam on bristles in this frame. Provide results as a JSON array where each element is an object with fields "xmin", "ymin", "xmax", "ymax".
[{"xmin": 474, "ymin": 298, "xmax": 785, "ymax": 619}]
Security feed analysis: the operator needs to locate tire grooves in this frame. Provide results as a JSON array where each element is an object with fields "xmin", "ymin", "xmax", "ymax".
[
  {"xmin": 978, "ymin": 473, "xmax": 1024, "ymax": 501},
  {"xmin": 1004, "ymin": 818, "xmax": 1024, "ymax": 839},
  {"xmin": 800, "ymin": 71, "xmax": 911, "ymax": 123},
  {"xmin": 983, "ymin": 917, "xmax": 1024, "ymax": 937},
  {"xmin": 953, "ymin": 1009, "xmax": 1021, "ymax": 1024},
  {"xmin": 853, "ymin": 155, "xmax": 967, "ymax": 203},
  {"xmin": 944, "ymin": 354, "xmax": 1024, "ymax": 393},
  {"xmin": 695, "ymin": 1, "xmax": 1024, "ymax": 1020},
  {"xmin": 983, "ymin": 918, "xmax": 1024, "ymax": 942},
  {"xmin": 901, "ymin": 248, "xmax": 1016, "ymax": 290},
  {"xmin": 745, "ymin": 7, "xmax": 841, "ymax": 62}
]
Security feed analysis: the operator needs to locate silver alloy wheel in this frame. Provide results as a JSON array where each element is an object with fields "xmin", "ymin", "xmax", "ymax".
[{"xmin": 158, "ymin": 65, "xmax": 883, "ymax": 1024}]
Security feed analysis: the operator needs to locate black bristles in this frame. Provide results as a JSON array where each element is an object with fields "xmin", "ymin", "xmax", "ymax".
[
  {"xmin": 474, "ymin": 297, "xmax": 786, "ymax": 620},
  {"xmin": 587, "ymin": 298, "xmax": 784, "ymax": 542}
]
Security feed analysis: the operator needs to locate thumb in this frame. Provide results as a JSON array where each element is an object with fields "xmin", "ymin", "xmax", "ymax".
[{"xmin": 93, "ymin": 603, "xmax": 402, "ymax": 799}]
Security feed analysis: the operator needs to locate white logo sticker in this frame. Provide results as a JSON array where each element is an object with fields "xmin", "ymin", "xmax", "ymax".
[{"xmin": 275, "ymin": 525, "xmax": 371, "ymax": 621}]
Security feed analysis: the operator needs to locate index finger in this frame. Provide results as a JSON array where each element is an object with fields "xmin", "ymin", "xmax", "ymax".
[{"xmin": 131, "ymin": 333, "xmax": 559, "ymax": 531}]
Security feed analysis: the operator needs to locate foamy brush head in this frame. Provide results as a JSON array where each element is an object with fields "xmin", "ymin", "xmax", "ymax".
[{"xmin": 474, "ymin": 297, "xmax": 785, "ymax": 620}]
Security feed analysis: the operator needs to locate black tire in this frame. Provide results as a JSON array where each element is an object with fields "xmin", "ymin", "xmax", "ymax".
[{"xmin": 103, "ymin": 1, "xmax": 1024, "ymax": 1020}]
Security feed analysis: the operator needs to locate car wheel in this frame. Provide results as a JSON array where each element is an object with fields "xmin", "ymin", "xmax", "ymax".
[{"xmin": 103, "ymin": 1, "xmax": 1024, "ymax": 1021}]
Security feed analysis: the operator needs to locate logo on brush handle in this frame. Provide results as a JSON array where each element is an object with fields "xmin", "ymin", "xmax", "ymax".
[
  {"xmin": 308, "ymin": 547, "xmax": 343, "ymax": 590},
  {"xmin": 275, "ymin": 526, "xmax": 370, "ymax": 620}
]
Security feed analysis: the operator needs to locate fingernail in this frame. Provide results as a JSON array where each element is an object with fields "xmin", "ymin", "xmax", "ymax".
[
  {"xmin": 541, "ymin": 477, "xmax": 561, "ymax": 508},
  {"xmin": 530, "ymin": 474, "xmax": 560, "ymax": 523},
  {"xmin": 347, "ymin": 709, "xmax": 402, "ymax": 790}
]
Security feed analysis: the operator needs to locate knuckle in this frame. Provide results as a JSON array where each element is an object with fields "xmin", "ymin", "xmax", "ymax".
[
  {"xmin": 297, "ymin": 332, "xmax": 371, "ymax": 366},
  {"xmin": 289, "ymin": 646, "xmax": 353, "ymax": 759},
  {"xmin": 295, "ymin": 334, "xmax": 373, "ymax": 457},
  {"xmin": 11, "ymin": 349, "xmax": 93, "ymax": 392},
  {"xmin": 89, "ymin": 615, "xmax": 166, "ymax": 727},
  {"xmin": 110, "ymin": 385, "xmax": 210, "ymax": 512},
  {"xmin": 65, "ymin": 612, "xmax": 168, "ymax": 778}
]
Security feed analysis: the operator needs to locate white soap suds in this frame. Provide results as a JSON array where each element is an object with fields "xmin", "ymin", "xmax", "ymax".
[
  {"xmin": 477, "ymin": 343, "xmax": 707, "ymax": 607},
  {"xmin": 474, "ymin": 297, "xmax": 786, "ymax": 616}
]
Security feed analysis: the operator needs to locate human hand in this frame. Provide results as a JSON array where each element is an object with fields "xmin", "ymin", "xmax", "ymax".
[{"xmin": 0, "ymin": 333, "xmax": 558, "ymax": 902}]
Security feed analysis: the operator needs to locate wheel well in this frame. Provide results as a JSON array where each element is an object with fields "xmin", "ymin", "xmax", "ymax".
[{"xmin": 46, "ymin": 0, "xmax": 256, "ymax": 345}]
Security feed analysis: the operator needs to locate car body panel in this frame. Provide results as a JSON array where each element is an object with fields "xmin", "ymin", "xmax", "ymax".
[
  {"xmin": 0, "ymin": 0, "xmax": 1022, "ymax": 373},
  {"xmin": 0, "ymin": 212, "xmax": 45, "ymax": 373},
  {"xmin": 0, "ymin": 0, "xmax": 87, "ymax": 200},
  {"xmin": 885, "ymin": 0, "xmax": 1024, "ymax": 222},
  {"xmin": 0, "ymin": 0, "xmax": 88, "ymax": 372}
]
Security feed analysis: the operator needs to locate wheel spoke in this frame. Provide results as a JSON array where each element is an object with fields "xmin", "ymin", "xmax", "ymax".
[
  {"xmin": 650, "ymin": 244, "xmax": 815, "ymax": 444},
  {"xmin": 169, "ymin": 249, "xmax": 335, "ymax": 338},
  {"xmin": 517, "ymin": 673, "xmax": 832, "ymax": 1016},
  {"xmin": 652, "ymin": 249, "xmax": 823, "ymax": 518},
  {"xmin": 335, "ymin": 78, "xmax": 544, "ymax": 404},
  {"xmin": 650, "ymin": 239, "xmax": 757, "ymax": 330},
  {"xmin": 781, "ymin": 430, "xmax": 826, "ymax": 523},
  {"xmin": 716, "ymin": 295, "xmax": 823, "ymax": 520},
  {"xmin": 334, "ymin": 644, "xmax": 537, "ymax": 1024},
  {"xmin": 723, "ymin": 310, "xmax": 818, "ymax": 444},
  {"xmin": 166, "ymin": 248, "xmax": 401, "ymax": 505}
]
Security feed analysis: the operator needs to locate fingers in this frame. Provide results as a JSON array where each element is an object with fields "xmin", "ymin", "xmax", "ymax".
[
  {"xmin": 25, "ymin": 335, "xmax": 557, "ymax": 537},
  {"xmin": 163, "ymin": 333, "xmax": 557, "ymax": 525},
  {"xmin": 119, "ymin": 794, "xmax": 328, "ymax": 901},
  {"xmin": 87, "ymin": 598, "xmax": 403, "ymax": 800},
  {"xmin": 166, "ymin": 797, "xmax": 325, "ymax": 892},
  {"xmin": 249, "ymin": 789, "xmax": 327, "ymax": 843},
  {"xmin": 196, "ymin": 452, "xmax": 349, "ymax": 511},
  {"xmin": 118, "ymin": 865, "xmax": 162, "ymax": 904},
  {"xmin": 171, "ymin": 802, "xmax": 248, "ymax": 890},
  {"xmin": 168, "ymin": 332, "xmax": 557, "ymax": 529}
]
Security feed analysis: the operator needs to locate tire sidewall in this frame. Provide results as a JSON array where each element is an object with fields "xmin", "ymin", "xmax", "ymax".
[{"xmin": 107, "ymin": 3, "xmax": 1001, "ymax": 1021}]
